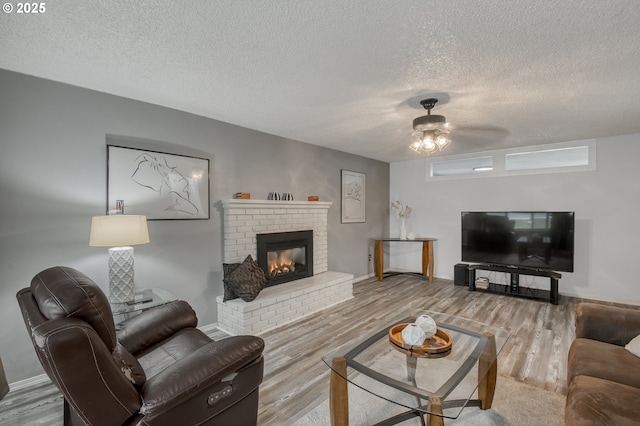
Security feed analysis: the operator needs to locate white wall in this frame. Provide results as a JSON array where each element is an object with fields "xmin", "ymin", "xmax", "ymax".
[{"xmin": 389, "ymin": 134, "xmax": 640, "ymax": 304}]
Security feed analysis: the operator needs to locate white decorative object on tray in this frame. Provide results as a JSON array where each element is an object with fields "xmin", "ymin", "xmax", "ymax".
[
  {"xmin": 401, "ymin": 323, "xmax": 426, "ymax": 346},
  {"xmin": 415, "ymin": 314, "xmax": 437, "ymax": 339}
]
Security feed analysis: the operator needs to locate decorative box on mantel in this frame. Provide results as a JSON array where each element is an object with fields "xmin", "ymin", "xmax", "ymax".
[{"xmin": 218, "ymin": 199, "xmax": 354, "ymax": 335}]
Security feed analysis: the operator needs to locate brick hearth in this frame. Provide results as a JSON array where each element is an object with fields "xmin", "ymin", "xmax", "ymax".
[
  {"xmin": 218, "ymin": 199, "xmax": 353, "ymax": 335},
  {"xmin": 216, "ymin": 271, "xmax": 353, "ymax": 335}
]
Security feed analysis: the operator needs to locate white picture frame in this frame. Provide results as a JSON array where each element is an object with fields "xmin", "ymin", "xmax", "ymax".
[{"xmin": 341, "ymin": 170, "xmax": 366, "ymax": 223}]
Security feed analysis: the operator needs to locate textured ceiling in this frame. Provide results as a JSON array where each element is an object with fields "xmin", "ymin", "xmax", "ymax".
[{"xmin": 2, "ymin": 1, "xmax": 640, "ymax": 162}]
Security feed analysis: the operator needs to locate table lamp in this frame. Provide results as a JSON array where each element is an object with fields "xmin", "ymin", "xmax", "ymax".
[{"xmin": 89, "ymin": 215, "xmax": 150, "ymax": 303}]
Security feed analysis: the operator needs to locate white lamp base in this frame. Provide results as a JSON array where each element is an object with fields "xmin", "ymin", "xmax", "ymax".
[{"xmin": 108, "ymin": 246, "xmax": 136, "ymax": 303}]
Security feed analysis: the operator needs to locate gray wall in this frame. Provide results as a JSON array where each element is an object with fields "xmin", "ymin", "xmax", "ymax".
[
  {"xmin": 389, "ymin": 134, "xmax": 640, "ymax": 304},
  {"xmin": 0, "ymin": 69, "xmax": 389, "ymax": 382}
]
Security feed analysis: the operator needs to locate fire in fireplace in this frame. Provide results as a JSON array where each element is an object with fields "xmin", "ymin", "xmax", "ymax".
[
  {"xmin": 268, "ymin": 248, "xmax": 301, "ymax": 276},
  {"xmin": 257, "ymin": 230, "xmax": 313, "ymax": 287}
]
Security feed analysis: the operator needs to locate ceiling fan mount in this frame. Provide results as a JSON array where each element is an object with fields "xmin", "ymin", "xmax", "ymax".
[
  {"xmin": 419, "ymin": 98, "xmax": 439, "ymax": 110},
  {"xmin": 413, "ymin": 98, "xmax": 448, "ymax": 131}
]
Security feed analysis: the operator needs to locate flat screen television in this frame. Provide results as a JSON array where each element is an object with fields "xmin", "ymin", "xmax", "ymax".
[{"xmin": 461, "ymin": 211, "xmax": 574, "ymax": 272}]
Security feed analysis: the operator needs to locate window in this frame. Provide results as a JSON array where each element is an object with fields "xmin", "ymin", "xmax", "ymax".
[
  {"xmin": 431, "ymin": 156, "xmax": 493, "ymax": 177},
  {"xmin": 505, "ymin": 146, "xmax": 589, "ymax": 171},
  {"xmin": 425, "ymin": 139, "xmax": 596, "ymax": 180}
]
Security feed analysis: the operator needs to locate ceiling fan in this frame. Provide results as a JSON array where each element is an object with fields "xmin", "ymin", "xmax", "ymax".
[
  {"xmin": 408, "ymin": 97, "xmax": 510, "ymax": 155},
  {"xmin": 410, "ymin": 98, "xmax": 451, "ymax": 154}
]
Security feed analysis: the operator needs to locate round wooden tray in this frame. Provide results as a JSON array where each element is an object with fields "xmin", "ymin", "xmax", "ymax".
[{"xmin": 388, "ymin": 323, "xmax": 453, "ymax": 356}]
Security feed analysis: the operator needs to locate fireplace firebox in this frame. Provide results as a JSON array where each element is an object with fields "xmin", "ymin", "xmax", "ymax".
[{"xmin": 257, "ymin": 230, "xmax": 313, "ymax": 287}]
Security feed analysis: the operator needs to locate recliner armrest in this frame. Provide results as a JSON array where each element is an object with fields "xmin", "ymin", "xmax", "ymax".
[
  {"xmin": 116, "ymin": 301, "xmax": 198, "ymax": 354},
  {"xmin": 140, "ymin": 335, "xmax": 264, "ymax": 416},
  {"xmin": 576, "ymin": 302, "xmax": 640, "ymax": 346}
]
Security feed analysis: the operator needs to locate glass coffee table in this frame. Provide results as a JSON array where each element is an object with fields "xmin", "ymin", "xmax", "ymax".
[{"xmin": 322, "ymin": 310, "xmax": 510, "ymax": 425}]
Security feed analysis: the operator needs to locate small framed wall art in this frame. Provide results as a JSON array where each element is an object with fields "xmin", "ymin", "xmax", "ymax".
[
  {"xmin": 341, "ymin": 169, "xmax": 366, "ymax": 223},
  {"xmin": 107, "ymin": 145, "xmax": 210, "ymax": 220}
]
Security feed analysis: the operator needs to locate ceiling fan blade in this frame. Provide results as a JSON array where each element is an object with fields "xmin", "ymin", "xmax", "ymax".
[
  {"xmin": 450, "ymin": 124, "xmax": 509, "ymax": 140},
  {"xmin": 445, "ymin": 124, "xmax": 510, "ymax": 153}
]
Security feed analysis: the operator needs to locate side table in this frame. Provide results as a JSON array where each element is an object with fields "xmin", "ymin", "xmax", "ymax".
[
  {"xmin": 111, "ymin": 288, "xmax": 177, "ymax": 322},
  {"xmin": 374, "ymin": 238, "xmax": 437, "ymax": 282}
]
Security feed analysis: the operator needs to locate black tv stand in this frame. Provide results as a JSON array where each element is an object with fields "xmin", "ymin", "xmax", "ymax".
[{"xmin": 467, "ymin": 264, "xmax": 561, "ymax": 305}]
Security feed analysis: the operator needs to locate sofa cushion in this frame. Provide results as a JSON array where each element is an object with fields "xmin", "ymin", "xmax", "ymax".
[
  {"xmin": 565, "ymin": 375, "xmax": 640, "ymax": 426},
  {"xmin": 625, "ymin": 333, "xmax": 640, "ymax": 358},
  {"xmin": 568, "ymin": 337, "xmax": 640, "ymax": 388},
  {"xmin": 136, "ymin": 328, "xmax": 214, "ymax": 380},
  {"xmin": 575, "ymin": 303, "xmax": 640, "ymax": 345}
]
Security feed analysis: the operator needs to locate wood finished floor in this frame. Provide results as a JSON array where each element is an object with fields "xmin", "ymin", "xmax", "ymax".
[{"xmin": 0, "ymin": 275, "xmax": 586, "ymax": 425}]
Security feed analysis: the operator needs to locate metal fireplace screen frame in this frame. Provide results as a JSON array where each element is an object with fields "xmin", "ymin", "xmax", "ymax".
[{"xmin": 257, "ymin": 230, "xmax": 314, "ymax": 287}]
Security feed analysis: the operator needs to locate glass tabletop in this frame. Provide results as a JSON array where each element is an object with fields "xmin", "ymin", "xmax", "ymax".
[
  {"xmin": 111, "ymin": 288, "xmax": 177, "ymax": 316},
  {"xmin": 322, "ymin": 310, "xmax": 510, "ymax": 422}
]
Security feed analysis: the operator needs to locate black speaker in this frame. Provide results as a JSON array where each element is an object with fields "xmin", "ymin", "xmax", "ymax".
[{"xmin": 454, "ymin": 263, "xmax": 469, "ymax": 286}]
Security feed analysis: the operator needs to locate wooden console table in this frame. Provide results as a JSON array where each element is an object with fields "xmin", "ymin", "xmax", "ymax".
[{"xmin": 374, "ymin": 238, "xmax": 437, "ymax": 282}]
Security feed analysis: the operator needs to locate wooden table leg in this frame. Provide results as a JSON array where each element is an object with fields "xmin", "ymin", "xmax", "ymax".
[
  {"xmin": 421, "ymin": 241, "xmax": 434, "ymax": 282},
  {"xmin": 427, "ymin": 241, "xmax": 434, "ymax": 282},
  {"xmin": 375, "ymin": 240, "xmax": 384, "ymax": 281},
  {"xmin": 427, "ymin": 396, "xmax": 444, "ymax": 426},
  {"xmin": 478, "ymin": 333, "xmax": 497, "ymax": 410},
  {"xmin": 330, "ymin": 357, "xmax": 349, "ymax": 426}
]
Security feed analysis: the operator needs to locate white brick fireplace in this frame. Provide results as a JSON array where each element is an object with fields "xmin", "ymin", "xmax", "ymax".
[{"xmin": 217, "ymin": 199, "xmax": 353, "ymax": 335}]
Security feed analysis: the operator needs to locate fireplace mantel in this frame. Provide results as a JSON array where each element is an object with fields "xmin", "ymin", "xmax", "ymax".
[{"xmin": 221, "ymin": 199, "xmax": 332, "ymax": 210}]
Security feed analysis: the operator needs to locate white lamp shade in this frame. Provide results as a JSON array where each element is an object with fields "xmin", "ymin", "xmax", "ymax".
[{"xmin": 89, "ymin": 215, "xmax": 150, "ymax": 247}]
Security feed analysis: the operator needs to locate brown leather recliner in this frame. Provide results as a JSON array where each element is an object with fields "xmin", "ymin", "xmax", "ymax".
[{"xmin": 16, "ymin": 266, "xmax": 265, "ymax": 426}]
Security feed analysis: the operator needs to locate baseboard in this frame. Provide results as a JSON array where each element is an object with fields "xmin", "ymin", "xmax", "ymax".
[
  {"xmin": 353, "ymin": 274, "xmax": 373, "ymax": 283},
  {"xmin": 9, "ymin": 373, "xmax": 50, "ymax": 391},
  {"xmin": 198, "ymin": 322, "xmax": 219, "ymax": 334}
]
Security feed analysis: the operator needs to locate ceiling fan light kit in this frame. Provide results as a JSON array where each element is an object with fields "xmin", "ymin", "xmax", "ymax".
[{"xmin": 409, "ymin": 98, "xmax": 452, "ymax": 155}]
